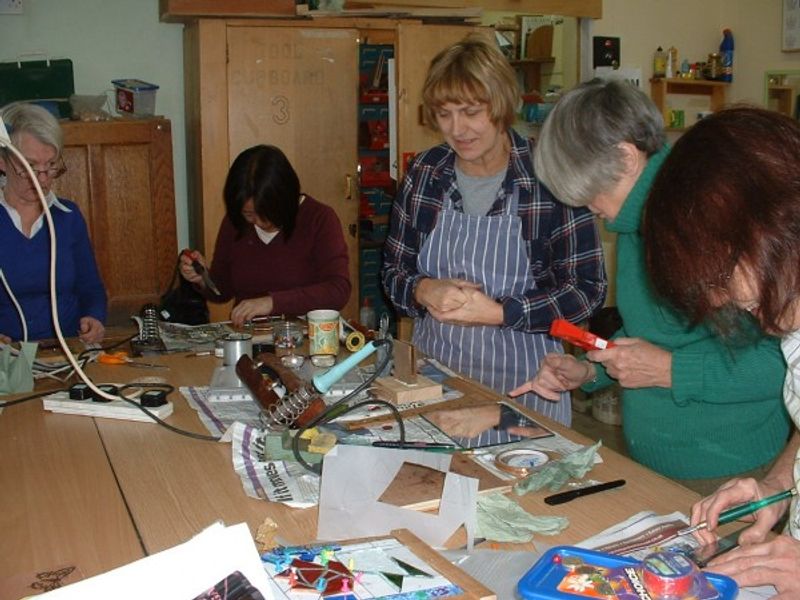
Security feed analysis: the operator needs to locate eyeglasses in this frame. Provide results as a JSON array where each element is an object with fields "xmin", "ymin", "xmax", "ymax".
[{"xmin": 7, "ymin": 156, "xmax": 67, "ymax": 180}]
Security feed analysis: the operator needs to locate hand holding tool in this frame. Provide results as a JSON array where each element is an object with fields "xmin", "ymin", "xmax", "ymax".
[
  {"xmin": 549, "ymin": 319, "xmax": 614, "ymax": 352},
  {"xmin": 678, "ymin": 487, "xmax": 797, "ymax": 536},
  {"xmin": 97, "ymin": 351, "xmax": 169, "ymax": 370},
  {"xmin": 181, "ymin": 248, "xmax": 221, "ymax": 296}
]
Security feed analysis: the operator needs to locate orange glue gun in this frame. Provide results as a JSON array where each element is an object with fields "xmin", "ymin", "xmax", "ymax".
[{"xmin": 550, "ymin": 319, "xmax": 614, "ymax": 352}]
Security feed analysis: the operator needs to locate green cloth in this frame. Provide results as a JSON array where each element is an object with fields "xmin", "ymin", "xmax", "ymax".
[
  {"xmin": 0, "ymin": 342, "xmax": 36, "ymax": 395},
  {"xmin": 583, "ymin": 145, "xmax": 790, "ymax": 479},
  {"xmin": 513, "ymin": 441, "xmax": 602, "ymax": 494},
  {"xmin": 475, "ymin": 492, "xmax": 569, "ymax": 542}
]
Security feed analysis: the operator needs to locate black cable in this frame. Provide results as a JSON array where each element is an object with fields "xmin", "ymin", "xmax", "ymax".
[
  {"xmin": 113, "ymin": 382, "xmax": 220, "ymax": 442},
  {"xmin": 0, "ymin": 387, "xmax": 67, "ymax": 407},
  {"xmin": 290, "ymin": 341, "xmax": 404, "ymax": 474}
]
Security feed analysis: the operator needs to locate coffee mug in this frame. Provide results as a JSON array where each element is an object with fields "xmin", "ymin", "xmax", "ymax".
[{"xmin": 307, "ymin": 309, "xmax": 340, "ymax": 357}]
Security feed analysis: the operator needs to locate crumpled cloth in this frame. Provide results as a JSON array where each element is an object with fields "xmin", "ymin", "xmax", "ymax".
[
  {"xmin": 513, "ymin": 440, "xmax": 602, "ymax": 495},
  {"xmin": 475, "ymin": 492, "xmax": 569, "ymax": 543},
  {"xmin": 0, "ymin": 342, "xmax": 36, "ymax": 395}
]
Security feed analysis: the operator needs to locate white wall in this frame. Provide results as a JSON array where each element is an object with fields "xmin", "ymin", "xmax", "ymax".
[
  {"xmin": 0, "ymin": 0, "xmax": 189, "ymax": 248},
  {"xmin": 594, "ymin": 0, "xmax": 800, "ymax": 106}
]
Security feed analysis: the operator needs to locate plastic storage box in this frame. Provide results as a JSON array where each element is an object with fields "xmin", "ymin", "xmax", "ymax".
[
  {"xmin": 111, "ymin": 79, "xmax": 159, "ymax": 117},
  {"xmin": 517, "ymin": 546, "xmax": 738, "ymax": 600}
]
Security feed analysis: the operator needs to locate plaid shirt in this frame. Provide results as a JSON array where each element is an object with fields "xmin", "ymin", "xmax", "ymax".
[{"xmin": 381, "ymin": 129, "xmax": 607, "ymax": 333}]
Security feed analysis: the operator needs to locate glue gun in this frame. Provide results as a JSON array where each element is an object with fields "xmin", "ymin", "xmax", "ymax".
[{"xmin": 549, "ymin": 319, "xmax": 614, "ymax": 352}]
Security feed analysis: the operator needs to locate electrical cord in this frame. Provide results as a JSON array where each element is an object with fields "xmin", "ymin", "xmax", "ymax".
[
  {"xmin": 290, "ymin": 342, "xmax": 404, "ymax": 474},
  {"xmin": 0, "ymin": 269, "xmax": 27, "ymax": 341},
  {"xmin": 0, "ymin": 137, "xmax": 220, "ymax": 442}
]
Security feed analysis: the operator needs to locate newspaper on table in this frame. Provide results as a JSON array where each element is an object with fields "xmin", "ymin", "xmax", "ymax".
[
  {"xmin": 181, "ymin": 359, "xmax": 602, "ymax": 508},
  {"xmin": 577, "ymin": 511, "xmax": 777, "ymax": 599},
  {"xmin": 229, "ymin": 422, "xmax": 320, "ymax": 508},
  {"xmin": 158, "ymin": 322, "xmax": 233, "ymax": 353}
]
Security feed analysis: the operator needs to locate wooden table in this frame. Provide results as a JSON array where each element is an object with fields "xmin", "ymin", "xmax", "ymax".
[
  {"xmin": 0, "ymin": 350, "xmax": 704, "ymax": 597},
  {"xmin": 0, "ymin": 396, "xmax": 143, "ymax": 596}
]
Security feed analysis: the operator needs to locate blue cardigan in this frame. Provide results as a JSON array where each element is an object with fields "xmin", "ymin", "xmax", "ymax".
[{"xmin": 0, "ymin": 197, "xmax": 107, "ymax": 341}]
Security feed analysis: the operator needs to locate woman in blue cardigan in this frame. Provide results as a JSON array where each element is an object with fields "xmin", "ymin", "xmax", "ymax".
[{"xmin": 0, "ymin": 103, "xmax": 106, "ymax": 343}]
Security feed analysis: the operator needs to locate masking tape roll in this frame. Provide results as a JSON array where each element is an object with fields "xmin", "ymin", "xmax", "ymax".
[{"xmin": 345, "ymin": 330, "xmax": 366, "ymax": 352}]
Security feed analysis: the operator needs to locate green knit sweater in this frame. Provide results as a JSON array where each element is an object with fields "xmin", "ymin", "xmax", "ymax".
[{"xmin": 584, "ymin": 145, "xmax": 790, "ymax": 479}]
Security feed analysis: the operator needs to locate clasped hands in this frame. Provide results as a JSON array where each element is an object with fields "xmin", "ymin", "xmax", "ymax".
[
  {"xmin": 509, "ymin": 337, "xmax": 672, "ymax": 400},
  {"xmin": 414, "ymin": 278, "xmax": 502, "ymax": 326}
]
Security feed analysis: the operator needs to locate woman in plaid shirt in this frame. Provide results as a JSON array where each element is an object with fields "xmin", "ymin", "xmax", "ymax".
[{"xmin": 381, "ymin": 35, "xmax": 606, "ymax": 447}]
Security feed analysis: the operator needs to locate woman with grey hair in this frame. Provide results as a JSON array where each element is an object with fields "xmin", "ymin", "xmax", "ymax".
[
  {"xmin": 510, "ymin": 79, "xmax": 789, "ymax": 490},
  {"xmin": 382, "ymin": 35, "xmax": 607, "ymax": 446},
  {"xmin": 0, "ymin": 103, "xmax": 107, "ymax": 343}
]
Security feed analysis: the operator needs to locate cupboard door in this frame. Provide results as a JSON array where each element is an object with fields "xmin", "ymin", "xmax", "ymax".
[
  {"xmin": 396, "ymin": 23, "xmax": 476, "ymax": 172},
  {"xmin": 56, "ymin": 119, "xmax": 177, "ymax": 325},
  {"xmin": 226, "ymin": 26, "xmax": 360, "ymax": 320}
]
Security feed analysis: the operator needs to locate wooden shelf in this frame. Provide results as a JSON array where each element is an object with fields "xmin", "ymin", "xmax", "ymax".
[
  {"xmin": 510, "ymin": 57, "xmax": 555, "ymax": 93},
  {"xmin": 650, "ymin": 78, "xmax": 729, "ymax": 129}
]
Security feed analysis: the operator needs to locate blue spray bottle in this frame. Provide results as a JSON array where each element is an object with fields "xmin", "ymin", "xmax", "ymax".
[{"xmin": 720, "ymin": 29, "xmax": 734, "ymax": 82}]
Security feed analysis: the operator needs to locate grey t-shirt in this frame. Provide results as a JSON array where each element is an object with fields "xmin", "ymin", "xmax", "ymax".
[{"xmin": 455, "ymin": 164, "xmax": 506, "ymax": 216}]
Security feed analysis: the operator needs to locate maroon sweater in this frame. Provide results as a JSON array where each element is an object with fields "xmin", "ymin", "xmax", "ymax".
[{"xmin": 207, "ymin": 196, "xmax": 351, "ymax": 316}]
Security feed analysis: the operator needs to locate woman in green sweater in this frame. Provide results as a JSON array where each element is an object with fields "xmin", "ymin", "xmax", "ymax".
[{"xmin": 510, "ymin": 79, "xmax": 789, "ymax": 491}]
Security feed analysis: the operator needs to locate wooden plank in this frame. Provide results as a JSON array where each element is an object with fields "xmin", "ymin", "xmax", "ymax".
[
  {"xmin": 361, "ymin": 0, "xmax": 602, "ymax": 19},
  {"xmin": 160, "ymin": 0, "xmax": 296, "ymax": 21},
  {"xmin": 392, "ymin": 529, "xmax": 496, "ymax": 600}
]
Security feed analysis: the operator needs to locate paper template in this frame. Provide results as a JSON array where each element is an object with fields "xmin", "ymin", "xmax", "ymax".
[{"xmin": 317, "ymin": 445, "xmax": 477, "ymax": 547}]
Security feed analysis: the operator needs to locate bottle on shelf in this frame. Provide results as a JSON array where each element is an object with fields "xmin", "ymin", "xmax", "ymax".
[
  {"xmin": 653, "ymin": 46, "xmax": 667, "ymax": 79},
  {"xmin": 719, "ymin": 29, "xmax": 734, "ymax": 82},
  {"xmin": 666, "ymin": 46, "xmax": 678, "ymax": 79}
]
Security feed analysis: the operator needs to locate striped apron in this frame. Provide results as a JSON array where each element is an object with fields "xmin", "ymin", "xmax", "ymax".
[{"xmin": 413, "ymin": 187, "xmax": 570, "ymax": 447}]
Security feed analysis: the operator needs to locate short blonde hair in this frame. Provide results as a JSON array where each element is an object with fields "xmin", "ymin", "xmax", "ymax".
[{"xmin": 422, "ymin": 33, "xmax": 519, "ymax": 132}]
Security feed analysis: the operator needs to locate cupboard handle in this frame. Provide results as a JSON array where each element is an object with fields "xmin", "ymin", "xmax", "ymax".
[{"xmin": 345, "ymin": 174, "xmax": 354, "ymax": 200}]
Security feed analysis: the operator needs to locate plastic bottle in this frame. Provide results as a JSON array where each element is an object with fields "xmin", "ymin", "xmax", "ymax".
[
  {"xmin": 359, "ymin": 297, "xmax": 377, "ymax": 331},
  {"xmin": 653, "ymin": 46, "xmax": 667, "ymax": 78},
  {"xmin": 666, "ymin": 46, "xmax": 678, "ymax": 79},
  {"xmin": 719, "ymin": 29, "xmax": 734, "ymax": 82}
]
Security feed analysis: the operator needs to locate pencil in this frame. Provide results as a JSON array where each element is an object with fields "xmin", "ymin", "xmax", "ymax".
[{"xmin": 678, "ymin": 488, "xmax": 797, "ymax": 536}]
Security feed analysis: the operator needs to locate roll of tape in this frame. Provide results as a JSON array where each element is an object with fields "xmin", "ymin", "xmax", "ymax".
[
  {"xmin": 345, "ymin": 330, "xmax": 366, "ymax": 352},
  {"xmin": 494, "ymin": 448, "xmax": 549, "ymax": 477},
  {"xmin": 223, "ymin": 333, "xmax": 253, "ymax": 366},
  {"xmin": 641, "ymin": 551, "xmax": 697, "ymax": 599}
]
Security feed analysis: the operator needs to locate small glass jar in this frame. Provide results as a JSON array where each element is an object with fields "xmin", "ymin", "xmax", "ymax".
[
  {"xmin": 706, "ymin": 53, "xmax": 722, "ymax": 80},
  {"xmin": 273, "ymin": 321, "xmax": 304, "ymax": 349}
]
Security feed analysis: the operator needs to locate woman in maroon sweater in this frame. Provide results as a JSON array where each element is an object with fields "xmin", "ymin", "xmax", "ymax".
[{"xmin": 180, "ymin": 145, "xmax": 351, "ymax": 324}]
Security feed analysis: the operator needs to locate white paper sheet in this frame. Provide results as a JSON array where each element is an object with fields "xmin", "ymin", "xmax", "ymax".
[
  {"xmin": 317, "ymin": 445, "xmax": 477, "ymax": 548},
  {"xmin": 40, "ymin": 522, "xmax": 276, "ymax": 600}
]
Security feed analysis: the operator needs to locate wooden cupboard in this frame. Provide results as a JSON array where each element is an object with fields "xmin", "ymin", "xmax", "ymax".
[
  {"xmin": 54, "ymin": 118, "xmax": 177, "ymax": 325},
  {"xmin": 183, "ymin": 18, "xmax": 475, "ymax": 322}
]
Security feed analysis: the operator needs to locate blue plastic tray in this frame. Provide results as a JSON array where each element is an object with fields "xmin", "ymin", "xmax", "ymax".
[{"xmin": 517, "ymin": 546, "xmax": 738, "ymax": 600}]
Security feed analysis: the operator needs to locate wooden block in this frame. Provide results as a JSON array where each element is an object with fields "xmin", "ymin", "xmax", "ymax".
[{"xmin": 373, "ymin": 375, "xmax": 442, "ymax": 405}]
